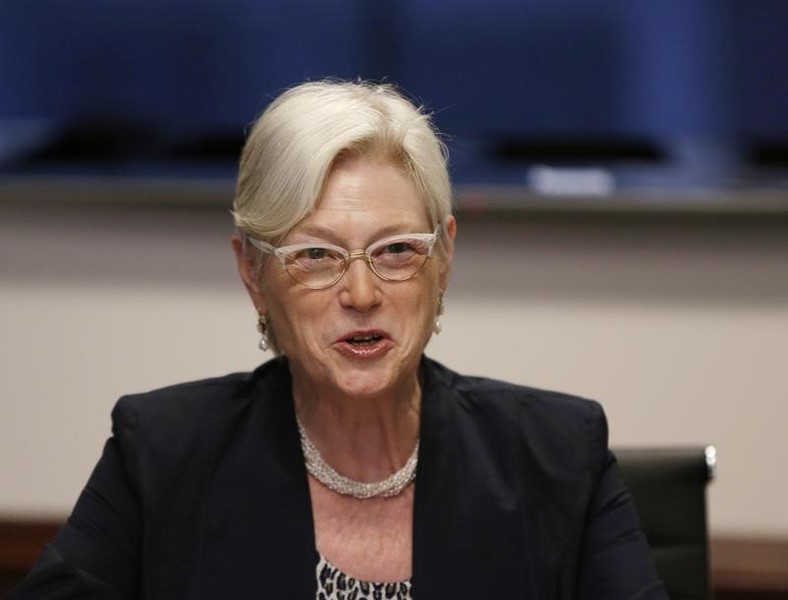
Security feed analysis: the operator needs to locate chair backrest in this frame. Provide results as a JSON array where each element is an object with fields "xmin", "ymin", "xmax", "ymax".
[{"xmin": 614, "ymin": 446, "xmax": 715, "ymax": 600}]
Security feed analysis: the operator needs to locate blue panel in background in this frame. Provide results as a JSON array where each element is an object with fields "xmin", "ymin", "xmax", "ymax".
[
  {"xmin": 0, "ymin": 0, "xmax": 787, "ymax": 187},
  {"xmin": 396, "ymin": 0, "xmax": 737, "ymax": 187},
  {"xmin": 0, "ymin": 0, "xmax": 366, "ymax": 174}
]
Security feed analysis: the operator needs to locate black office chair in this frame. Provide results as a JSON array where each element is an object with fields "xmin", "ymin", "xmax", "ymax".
[{"xmin": 614, "ymin": 446, "xmax": 716, "ymax": 600}]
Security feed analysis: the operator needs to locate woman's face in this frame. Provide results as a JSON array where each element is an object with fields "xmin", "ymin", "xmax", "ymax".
[{"xmin": 236, "ymin": 156, "xmax": 456, "ymax": 402}]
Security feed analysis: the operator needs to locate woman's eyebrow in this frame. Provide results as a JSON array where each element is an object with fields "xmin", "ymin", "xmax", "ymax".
[
  {"xmin": 287, "ymin": 222, "xmax": 427, "ymax": 245},
  {"xmin": 285, "ymin": 225, "xmax": 338, "ymax": 242}
]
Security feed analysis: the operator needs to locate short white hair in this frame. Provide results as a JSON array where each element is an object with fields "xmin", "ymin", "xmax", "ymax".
[{"xmin": 233, "ymin": 80, "xmax": 453, "ymax": 243}]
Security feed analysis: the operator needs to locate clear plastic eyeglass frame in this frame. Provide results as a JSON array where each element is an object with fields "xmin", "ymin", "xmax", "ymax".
[{"xmin": 246, "ymin": 224, "xmax": 442, "ymax": 290}]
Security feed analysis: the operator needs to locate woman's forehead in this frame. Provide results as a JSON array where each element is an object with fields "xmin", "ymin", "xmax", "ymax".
[
  {"xmin": 319, "ymin": 159, "xmax": 425, "ymax": 210},
  {"xmin": 287, "ymin": 210, "xmax": 430, "ymax": 245},
  {"xmin": 286, "ymin": 159, "xmax": 431, "ymax": 239}
]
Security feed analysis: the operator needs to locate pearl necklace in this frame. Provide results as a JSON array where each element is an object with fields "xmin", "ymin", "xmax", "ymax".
[{"xmin": 296, "ymin": 415, "xmax": 419, "ymax": 499}]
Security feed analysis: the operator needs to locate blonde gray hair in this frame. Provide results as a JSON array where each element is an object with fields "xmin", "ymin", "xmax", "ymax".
[{"xmin": 232, "ymin": 80, "xmax": 453, "ymax": 244}]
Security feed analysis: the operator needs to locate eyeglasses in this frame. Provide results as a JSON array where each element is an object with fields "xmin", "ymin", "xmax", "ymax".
[{"xmin": 246, "ymin": 224, "xmax": 442, "ymax": 290}]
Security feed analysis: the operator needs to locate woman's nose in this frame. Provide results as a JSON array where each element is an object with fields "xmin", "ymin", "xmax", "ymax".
[{"xmin": 339, "ymin": 255, "xmax": 382, "ymax": 311}]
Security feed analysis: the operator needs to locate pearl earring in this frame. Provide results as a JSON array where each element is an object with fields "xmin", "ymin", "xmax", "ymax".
[
  {"xmin": 434, "ymin": 296, "xmax": 445, "ymax": 335},
  {"xmin": 257, "ymin": 312, "xmax": 270, "ymax": 352}
]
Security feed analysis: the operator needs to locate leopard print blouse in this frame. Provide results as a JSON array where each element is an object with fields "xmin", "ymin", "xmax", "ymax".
[{"xmin": 316, "ymin": 554, "xmax": 413, "ymax": 600}]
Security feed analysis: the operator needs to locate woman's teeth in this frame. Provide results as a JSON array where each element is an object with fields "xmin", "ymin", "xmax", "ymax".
[{"xmin": 348, "ymin": 335, "xmax": 381, "ymax": 345}]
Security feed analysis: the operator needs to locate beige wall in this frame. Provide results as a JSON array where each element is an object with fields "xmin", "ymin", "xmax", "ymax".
[{"xmin": 1, "ymin": 200, "xmax": 787, "ymax": 536}]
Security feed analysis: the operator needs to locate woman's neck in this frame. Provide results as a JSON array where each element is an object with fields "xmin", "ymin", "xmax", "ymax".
[{"xmin": 292, "ymin": 380, "xmax": 421, "ymax": 483}]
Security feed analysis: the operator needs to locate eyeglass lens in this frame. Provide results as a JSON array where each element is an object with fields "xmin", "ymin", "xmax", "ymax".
[{"xmin": 284, "ymin": 235, "xmax": 434, "ymax": 289}]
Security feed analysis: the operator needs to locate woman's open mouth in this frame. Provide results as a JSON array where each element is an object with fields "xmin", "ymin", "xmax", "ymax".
[
  {"xmin": 336, "ymin": 331, "xmax": 391, "ymax": 358},
  {"xmin": 346, "ymin": 334, "xmax": 383, "ymax": 346}
]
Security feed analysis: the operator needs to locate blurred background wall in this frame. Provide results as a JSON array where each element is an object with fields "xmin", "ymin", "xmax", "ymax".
[
  {"xmin": 2, "ymin": 200, "xmax": 788, "ymax": 538},
  {"xmin": 1, "ymin": 0, "xmax": 788, "ymax": 592}
]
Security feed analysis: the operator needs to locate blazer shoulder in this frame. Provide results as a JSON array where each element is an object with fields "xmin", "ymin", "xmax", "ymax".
[
  {"xmin": 113, "ymin": 370, "xmax": 252, "ymax": 427},
  {"xmin": 109, "ymin": 358, "xmax": 291, "ymax": 469},
  {"xmin": 112, "ymin": 357, "xmax": 287, "ymax": 429},
  {"xmin": 426, "ymin": 357, "xmax": 604, "ymax": 424},
  {"xmin": 424, "ymin": 357, "xmax": 609, "ymax": 469}
]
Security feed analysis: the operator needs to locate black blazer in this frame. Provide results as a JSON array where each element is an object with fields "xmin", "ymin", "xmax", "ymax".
[{"xmin": 14, "ymin": 357, "xmax": 666, "ymax": 599}]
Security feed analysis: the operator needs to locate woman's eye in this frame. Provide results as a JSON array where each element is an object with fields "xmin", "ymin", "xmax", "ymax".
[
  {"xmin": 289, "ymin": 247, "xmax": 335, "ymax": 265},
  {"xmin": 384, "ymin": 242, "xmax": 412, "ymax": 255},
  {"xmin": 374, "ymin": 241, "xmax": 422, "ymax": 264}
]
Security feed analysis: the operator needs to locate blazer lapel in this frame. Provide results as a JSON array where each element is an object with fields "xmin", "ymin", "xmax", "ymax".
[
  {"xmin": 413, "ymin": 359, "xmax": 537, "ymax": 598},
  {"xmin": 197, "ymin": 360, "xmax": 318, "ymax": 599}
]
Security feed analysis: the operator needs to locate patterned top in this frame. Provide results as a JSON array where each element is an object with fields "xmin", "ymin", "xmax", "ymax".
[{"xmin": 316, "ymin": 554, "xmax": 413, "ymax": 600}]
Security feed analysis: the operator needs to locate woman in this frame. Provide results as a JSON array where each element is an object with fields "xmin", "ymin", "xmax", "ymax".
[{"xmin": 14, "ymin": 81, "xmax": 666, "ymax": 599}]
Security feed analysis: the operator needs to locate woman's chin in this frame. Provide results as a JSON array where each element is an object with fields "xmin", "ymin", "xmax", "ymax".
[
  {"xmin": 334, "ymin": 373, "xmax": 388, "ymax": 400},
  {"xmin": 331, "ymin": 365, "xmax": 407, "ymax": 401}
]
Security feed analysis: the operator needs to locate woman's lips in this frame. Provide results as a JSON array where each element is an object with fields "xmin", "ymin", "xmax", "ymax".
[{"xmin": 334, "ymin": 330, "xmax": 392, "ymax": 359}]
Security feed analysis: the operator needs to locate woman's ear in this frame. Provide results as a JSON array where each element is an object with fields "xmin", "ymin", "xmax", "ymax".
[
  {"xmin": 231, "ymin": 234, "xmax": 267, "ymax": 314},
  {"xmin": 439, "ymin": 215, "xmax": 457, "ymax": 291}
]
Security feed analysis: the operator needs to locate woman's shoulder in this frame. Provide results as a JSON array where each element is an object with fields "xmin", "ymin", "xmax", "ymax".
[
  {"xmin": 422, "ymin": 357, "xmax": 611, "ymax": 485},
  {"xmin": 423, "ymin": 356, "xmax": 604, "ymax": 423},
  {"xmin": 110, "ymin": 357, "xmax": 291, "ymax": 453},
  {"xmin": 114, "ymin": 370, "xmax": 251, "ymax": 422},
  {"xmin": 115, "ymin": 357, "xmax": 287, "ymax": 413}
]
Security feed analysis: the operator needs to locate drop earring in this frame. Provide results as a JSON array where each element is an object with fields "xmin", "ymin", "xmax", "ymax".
[
  {"xmin": 257, "ymin": 312, "xmax": 270, "ymax": 352},
  {"xmin": 434, "ymin": 295, "xmax": 445, "ymax": 335}
]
